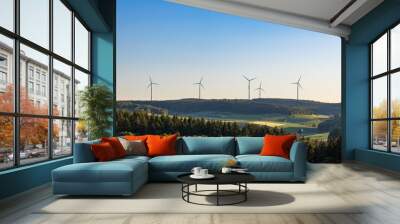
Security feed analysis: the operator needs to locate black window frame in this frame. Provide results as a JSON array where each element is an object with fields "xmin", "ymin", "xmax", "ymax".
[
  {"xmin": 0, "ymin": 0, "xmax": 92, "ymax": 171},
  {"xmin": 370, "ymin": 21, "xmax": 400, "ymax": 154}
]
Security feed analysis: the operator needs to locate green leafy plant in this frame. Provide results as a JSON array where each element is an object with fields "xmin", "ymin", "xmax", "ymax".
[{"xmin": 79, "ymin": 84, "xmax": 113, "ymax": 140}]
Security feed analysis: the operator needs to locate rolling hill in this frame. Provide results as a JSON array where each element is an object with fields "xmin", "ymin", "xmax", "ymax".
[{"xmin": 117, "ymin": 98, "xmax": 341, "ymax": 117}]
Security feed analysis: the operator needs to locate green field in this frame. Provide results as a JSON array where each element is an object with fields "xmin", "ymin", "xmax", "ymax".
[{"xmin": 182, "ymin": 112, "xmax": 331, "ymax": 141}]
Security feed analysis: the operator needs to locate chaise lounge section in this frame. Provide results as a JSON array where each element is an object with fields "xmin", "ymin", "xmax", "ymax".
[{"xmin": 52, "ymin": 136, "xmax": 307, "ymax": 196}]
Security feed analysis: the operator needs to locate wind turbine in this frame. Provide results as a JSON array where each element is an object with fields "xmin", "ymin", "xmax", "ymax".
[
  {"xmin": 291, "ymin": 76, "xmax": 303, "ymax": 101},
  {"xmin": 255, "ymin": 81, "xmax": 265, "ymax": 99},
  {"xmin": 243, "ymin": 75, "xmax": 256, "ymax": 100},
  {"xmin": 148, "ymin": 77, "xmax": 159, "ymax": 101},
  {"xmin": 193, "ymin": 77, "xmax": 204, "ymax": 99}
]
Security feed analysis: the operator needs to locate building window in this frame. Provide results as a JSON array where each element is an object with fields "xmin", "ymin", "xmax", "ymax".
[
  {"xmin": 370, "ymin": 23, "xmax": 400, "ymax": 154},
  {"xmin": 35, "ymin": 70, "xmax": 40, "ymax": 81},
  {"xmin": 0, "ymin": 0, "xmax": 91, "ymax": 170},
  {"xmin": 0, "ymin": 55, "xmax": 7, "ymax": 67},
  {"xmin": 29, "ymin": 67, "xmax": 34, "ymax": 80},
  {"xmin": 0, "ymin": 54, "xmax": 7, "ymax": 87},
  {"xmin": 0, "ymin": 71, "xmax": 6, "ymax": 85},
  {"xmin": 28, "ymin": 81, "xmax": 34, "ymax": 94},
  {"xmin": 42, "ymin": 85, "xmax": 46, "ymax": 97},
  {"xmin": 36, "ymin": 83, "xmax": 40, "ymax": 95}
]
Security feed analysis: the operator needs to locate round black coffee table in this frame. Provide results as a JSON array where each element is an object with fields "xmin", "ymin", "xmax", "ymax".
[{"xmin": 177, "ymin": 173, "xmax": 255, "ymax": 206}]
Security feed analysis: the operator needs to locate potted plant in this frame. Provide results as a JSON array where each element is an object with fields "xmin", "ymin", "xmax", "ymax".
[{"xmin": 79, "ymin": 84, "xmax": 113, "ymax": 140}]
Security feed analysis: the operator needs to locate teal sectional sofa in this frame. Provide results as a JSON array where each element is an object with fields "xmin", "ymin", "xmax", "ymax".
[{"xmin": 52, "ymin": 137, "xmax": 307, "ymax": 196}]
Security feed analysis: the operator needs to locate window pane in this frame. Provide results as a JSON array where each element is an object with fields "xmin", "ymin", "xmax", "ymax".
[
  {"xmin": 391, "ymin": 24, "xmax": 400, "ymax": 70},
  {"xmin": 392, "ymin": 72, "xmax": 400, "ymax": 118},
  {"xmin": 74, "ymin": 69, "xmax": 89, "ymax": 118},
  {"xmin": 372, "ymin": 121, "xmax": 388, "ymax": 151},
  {"xmin": 20, "ymin": 117, "xmax": 49, "ymax": 165},
  {"xmin": 75, "ymin": 120, "xmax": 88, "ymax": 143},
  {"xmin": 0, "ymin": 35, "xmax": 14, "ymax": 112},
  {"xmin": 372, "ymin": 33, "xmax": 387, "ymax": 76},
  {"xmin": 53, "ymin": 59, "xmax": 72, "ymax": 117},
  {"xmin": 20, "ymin": 0, "xmax": 49, "ymax": 49},
  {"xmin": 0, "ymin": 116, "xmax": 13, "ymax": 170},
  {"xmin": 391, "ymin": 120, "xmax": 400, "ymax": 153},
  {"xmin": 53, "ymin": 0, "xmax": 72, "ymax": 60},
  {"xmin": 0, "ymin": 0, "xmax": 14, "ymax": 31},
  {"xmin": 75, "ymin": 18, "xmax": 89, "ymax": 70},
  {"xmin": 53, "ymin": 119, "xmax": 72, "ymax": 157},
  {"xmin": 372, "ymin": 77, "xmax": 387, "ymax": 119},
  {"xmin": 20, "ymin": 44, "xmax": 49, "ymax": 115}
]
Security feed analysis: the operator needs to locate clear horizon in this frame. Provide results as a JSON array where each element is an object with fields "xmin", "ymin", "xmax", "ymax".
[{"xmin": 117, "ymin": 0, "xmax": 341, "ymax": 103}]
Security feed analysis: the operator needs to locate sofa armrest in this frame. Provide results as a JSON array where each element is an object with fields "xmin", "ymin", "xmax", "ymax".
[
  {"xmin": 289, "ymin": 141, "xmax": 307, "ymax": 181},
  {"xmin": 73, "ymin": 140, "xmax": 100, "ymax": 163}
]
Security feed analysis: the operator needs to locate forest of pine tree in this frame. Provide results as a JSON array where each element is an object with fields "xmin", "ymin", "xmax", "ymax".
[{"xmin": 116, "ymin": 110, "xmax": 284, "ymax": 136}]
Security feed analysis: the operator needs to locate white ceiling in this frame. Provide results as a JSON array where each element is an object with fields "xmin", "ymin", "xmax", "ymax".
[
  {"xmin": 228, "ymin": 0, "xmax": 352, "ymax": 22},
  {"xmin": 169, "ymin": 0, "xmax": 384, "ymax": 38}
]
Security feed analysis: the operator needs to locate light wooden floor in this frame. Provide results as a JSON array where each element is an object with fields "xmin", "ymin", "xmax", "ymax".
[{"xmin": 1, "ymin": 162, "xmax": 400, "ymax": 224}]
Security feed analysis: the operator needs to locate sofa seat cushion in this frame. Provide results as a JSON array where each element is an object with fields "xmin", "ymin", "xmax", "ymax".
[
  {"xmin": 236, "ymin": 155, "xmax": 293, "ymax": 172},
  {"xmin": 53, "ymin": 159, "xmax": 147, "ymax": 183},
  {"xmin": 117, "ymin": 155, "xmax": 150, "ymax": 162},
  {"xmin": 149, "ymin": 154, "xmax": 235, "ymax": 172}
]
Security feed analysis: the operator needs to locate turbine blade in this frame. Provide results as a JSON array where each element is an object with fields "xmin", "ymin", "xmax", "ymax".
[
  {"xmin": 153, "ymin": 82, "xmax": 160, "ymax": 85},
  {"xmin": 243, "ymin": 75, "xmax": 249, "ymax": 81},
  {"xmin": 201, "ymin": 84, "xmax": 205, "ymax": 89},
  {"xmin": 298, "ymin": 76, "xmax": 301, "ymax": 82}
]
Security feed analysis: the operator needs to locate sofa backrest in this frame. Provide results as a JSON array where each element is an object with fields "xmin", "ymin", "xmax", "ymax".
[
  {"xmin": 74, "ymin": 140, "xmax": 100, "ymax": 163},
  {"xmin": 73, "ymin": 136, "xmax": 267, "ymax": 162},
  {"xmin": 235, "ymin": 137, "xmax": 264, "ymax": 155},
  {"xmin": 180, "ymin": 137, "xmax": 236, "ymax": 155}
]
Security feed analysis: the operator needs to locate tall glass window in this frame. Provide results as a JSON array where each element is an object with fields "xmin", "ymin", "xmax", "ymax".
[
  {"xmin": 0, "ymin": 0, "xmax": 14, "ymax": 32},
  {"xmin": 370, "ymin": 23, "xmax": 400, "ymax": 153},
  {"xmin": 0, "ymin": 0, "xmax": 91, "ymax": 169},
  {"xmin": 20, "ymin": 0, "xmax": 49, "ymax": 49},
  {"xmin": 53, "ymin": 0, "xmax": 72, "ymax": 60},
  {"xmin": 0, "ymin": 35, "xmax": 14, "ymax": 113},
  {"xmin": 74, "ymin": 18, "xmax": 90, "ymax": 70}
]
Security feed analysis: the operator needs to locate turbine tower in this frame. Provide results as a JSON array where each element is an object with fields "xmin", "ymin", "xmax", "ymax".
[
  {"xmin": 193, "ymin": 77, "xmax": 204, "ymax": 99},
  {"xmin": 243, "ymin": 75, "xmax": 256, "ymax": 100},
  {"xmin": 148, "ymin": 77, "xmax": 159, "ymax": 101},
  {"xmin": 291, "ymin": 76, "xmax": 303, "ymax": 101},
  {"xmin": 255, "ymin": 81, "xmax": 265, "ymax": 99}
]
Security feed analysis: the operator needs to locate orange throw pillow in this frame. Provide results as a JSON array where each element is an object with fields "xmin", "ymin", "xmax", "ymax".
[
  {"xmin": 260, "ymin": 134, "xmax": 297, "ymax": 159},
  {"xmin": 101, "ymin": 137, "xmax": 127, "ymax": 158},
  {"xmin": 91, "ymin": 142, "xmax": 117, "ymax": 162},
  {"xmin": 124, "ymin": 135, "xmax": 148, "ymax": 142},
  {"xmin": 146, "ymin": 134, "xmax": 178, "ymax": 157}
]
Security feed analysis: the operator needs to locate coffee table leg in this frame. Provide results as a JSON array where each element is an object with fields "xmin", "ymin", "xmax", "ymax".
[
  {"xmin": 195, "ymin": 184, "xmax": 198, "ymax": 192},
  {"xmin": 245, "ymin": 183, "xmax": 247, "ymax": 201},
  {"xmin": 216, "ymin": 184, "xmax": 219, "ymax": 206},
  {"xmin": 187, "ymin": 184, "xmax": 190, "ymax": 202}
]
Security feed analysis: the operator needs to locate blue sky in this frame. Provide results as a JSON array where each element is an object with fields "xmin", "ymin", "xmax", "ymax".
[{"xmin": 117, "ymin": 0, "xmax": 341, "ymax": 103}]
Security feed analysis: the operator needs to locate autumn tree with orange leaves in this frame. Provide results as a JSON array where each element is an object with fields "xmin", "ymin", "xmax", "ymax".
[{"xmin": 0, "ymin": 85, "xmax": 59, "ymax": 152}]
